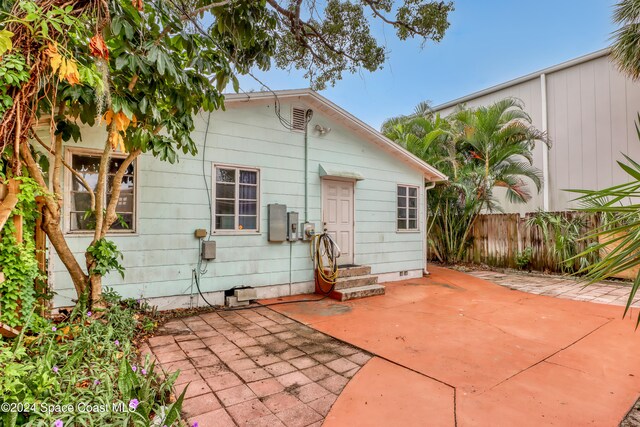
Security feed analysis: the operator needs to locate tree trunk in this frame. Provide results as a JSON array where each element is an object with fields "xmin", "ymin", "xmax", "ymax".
[
  {"xmin": 20, "ymin": 142, "xmax": 89, "ymax": 300},
  {"xmin": 85, "ymin": 149, "xmax": 141, "ymax": 307},
  {"xmin": 42, "ymin": 206, "xmax": 89, "ymax": 299}
]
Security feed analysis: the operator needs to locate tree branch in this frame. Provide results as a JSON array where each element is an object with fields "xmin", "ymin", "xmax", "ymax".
[
  {"xmin": 100, "ymin": 149, "xmax": 141, "ymax": 237},
  {"xmin": 30, "ymin": 130, "xmax": 96, "ymax": 212},
  {"xmin": 19, "ymin": 143, "xmax": 57, "ymax": 215},
  {"xmin": 51, "ymin": 102, "xmax": 66, "ymax": 207},
  {"xmin": 362, "ymin": 0, "xmax": 439, "ymax": 38},
  {"xmin": 93, "ymin": 127, "xmax": 113, "ymax": 243},
  {"xmin": 155, "ymin": 0, "xmax": 232, "ymax": 44}
]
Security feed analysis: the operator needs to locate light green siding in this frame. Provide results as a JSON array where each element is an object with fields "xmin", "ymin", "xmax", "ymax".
[{"xmin": 50, "ymin": 101, "xmax": 426, "ymax": 307}]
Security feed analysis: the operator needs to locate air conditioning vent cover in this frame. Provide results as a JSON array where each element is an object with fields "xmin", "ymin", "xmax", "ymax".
[{"xmin": 291, "ymin": 106, "xmax": 307, "ymax": 131}]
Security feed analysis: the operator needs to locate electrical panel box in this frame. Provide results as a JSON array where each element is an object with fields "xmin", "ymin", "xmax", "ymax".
[
  {"xmin": 287, "ymin": 212, "xmax": 299, "ymax": 241},
  {"xmin": 268, "ymin": 204, "xmax": 287, "ymax": 242},
  {"xmin": 302, "ymin": 222, "xmax": 316, "ymax": 241},
  {"xmin": 201, "ymin": 240, "xmax": 216, "ymax": 260}
]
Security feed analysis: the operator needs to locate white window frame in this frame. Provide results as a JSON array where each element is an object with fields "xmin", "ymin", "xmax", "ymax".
[
  {"xmin": 64, "ymin": 147, "xmax": 138, "ymax": 235},
  {"xmin": 212, "ymin": 163, "xmax": 261, "ymax": 234},
  {"xmin": 396, "ymin": 184, "xmax": 420, "ymax": 232}
]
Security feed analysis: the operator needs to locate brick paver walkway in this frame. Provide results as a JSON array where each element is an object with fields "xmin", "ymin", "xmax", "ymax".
[
  {"xmin": 467, "ymin": 270, "xmax": 640, "ymax": 307},
  {"xmin": 140, "ymin": 307, "xmax": 371, "ymax": 427}
]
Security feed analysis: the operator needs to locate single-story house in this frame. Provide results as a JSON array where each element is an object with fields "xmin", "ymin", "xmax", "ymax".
[
  {"xmin": 48, "ymin": 89, "xmax": 446, "ymax": 309},
  {"xmin": 433, "ymin": 48, "xmax": 640, "ymax": 214}
]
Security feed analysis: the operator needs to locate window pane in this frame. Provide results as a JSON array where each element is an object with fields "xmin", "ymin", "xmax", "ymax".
[
  {"xmin": 397, "ymin": 186, "xmax": 406, "ymax": 196},
  {"xmin": 216, "ymin": 200, "xmax": 235, "ymax": 215},
  {"xmin": 109, "ymin": 158, "xmax": 134, "ymax": 175},
  {"xmin": 72, "ymin": 154, "xmax": 100, "ymax": 174},
  {"xmin": 239, "ymin": 216, "xmax": 257, "ymax": 230},
  {"xmin": 106, "ymin": 193, "xmax": 134, "ymax": 212},
  {"xmin": 409, "ymin": 219, "xmax": 417, "ymax": 229},
  {"xmin": 108, "ymin": 175, "xmax": 135, "ymax": 192},
  {"xmin": 239, "ymin": 200, "xmax": 256, "ymax": 215},
  {"xmin": 73, "ymin": 175, "xmax": 98, "ymax": 192},
  {"xmin": 408, "ymin": 187, "xmax": 418, "ymax": 197},
  {"xmin": 216, "ymin": 168, "xmax": 235, "ymax": 183},
  {"xmin": 70, "ymin": 211, "xmax": 95, "ymax": 231},
  {"xmin": 409, "ymin": 197, "xmax": 417, "ymax": 208},
  {"xmin": 239, "ymin": 170, "xmax": 257, "ymax": 184},
  {"xmin": 71, "ymin": 192, "xmax": 92, "ymax": 212},
  {"xmin": 111, "ymin": 214, "xmax": 133, "ymax": 230},
  {"xmin": 397, "ymin": 219, "xmax": 407, "ymax": 230},
  {"xmin": 216, "ymin": 215, "xmax": 234, "ymax": 230},
  {"xmin": 239, "ymin": 184, "xmax": 256, "ymax": 200},
  {"xmin": 397, "ymin": 196, "xmax": 407, "ymax": 207},
  {"xmin": 216, "ymin": 183, "xmax": 235, "ymax": 199},
  {"xmin": 69, "ymin": 152, "xmax": 136, "ymax": 233},
  {"xmin": 397, "ymin": 208, "xmax": 407, "ymax": 219},
  {"xmin": 408, "ymin": 208, "xmax": 417, "ymax": 219}
]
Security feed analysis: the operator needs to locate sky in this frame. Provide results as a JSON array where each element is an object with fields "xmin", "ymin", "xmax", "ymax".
[{"xmin": 236, "ymin": 0, "xmax": 617, "ymax": 130}]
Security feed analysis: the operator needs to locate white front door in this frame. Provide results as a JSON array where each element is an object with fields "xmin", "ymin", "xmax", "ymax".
[{"xmin": 322, "ymin": 179, "xmax": 354, "ymax": 265}]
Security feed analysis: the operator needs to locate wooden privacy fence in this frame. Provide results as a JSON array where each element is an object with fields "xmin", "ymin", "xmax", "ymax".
[{"xmin": 461, "ymin": 211, "xmax": 598, "ymax": 273}]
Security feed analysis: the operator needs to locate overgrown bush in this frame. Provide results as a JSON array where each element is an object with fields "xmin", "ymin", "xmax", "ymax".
[
  {"xmin": 0, "ymin": 174, "xmax": 46, "ymax": 328},
  {"xmin": 525, "ymin": 211, "xmax": 599, "ymax": 274},
  {"xmin": 515, "ymin": 247, "xmax": 533, "ymax": 270},
  {"xmin": 384, "ymin": 98, "xmax": 548, "ymax": 263},
  {"xmin": 0, "ymin": 290, "xmax": 186, "ymax": 426}
]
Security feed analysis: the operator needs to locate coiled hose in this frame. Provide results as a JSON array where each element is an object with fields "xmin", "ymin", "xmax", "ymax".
[{"xmin": 310, "ymin": 232, "xmax": 341, "ymax": 294}]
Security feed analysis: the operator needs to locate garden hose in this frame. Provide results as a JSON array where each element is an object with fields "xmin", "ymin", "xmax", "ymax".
[{"xmin": 310, "ymin": 232, "xmax": 341, "ymax": 294}]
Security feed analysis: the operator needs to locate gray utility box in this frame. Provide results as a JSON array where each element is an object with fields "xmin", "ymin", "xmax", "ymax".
[
  {"xmin": 268, "ymin": 204, "xmax": 287, "ymax": 242},
  {"xmin": 287, "ymin": 212, "xmax": 299, "ymax": 241},
  {"xmin": 201, "ymin": 240, "xmax": 216, "ymax": 260}
]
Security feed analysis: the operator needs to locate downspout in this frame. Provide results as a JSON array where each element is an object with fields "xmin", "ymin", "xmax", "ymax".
[
  {"xmin": 304, "ymin": 109, "xmax": 313, "ymax": 223},
  {"xmin": 540, "ymin": 73, "xmax": 550, "ymax": 211},
  {"xmin": 423, "ymin": 180, "xmax": 436, "ymax": 275}
]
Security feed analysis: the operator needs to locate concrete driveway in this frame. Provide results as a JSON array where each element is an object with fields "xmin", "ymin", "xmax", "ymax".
[{"xmin": 267, "ymin": 266, "xmax": 640, "ymax": 426}]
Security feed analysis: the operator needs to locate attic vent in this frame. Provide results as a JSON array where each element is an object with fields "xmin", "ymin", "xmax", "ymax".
[{"xmin": 291, "ymin": 107, "xmax": 307, "ymax": 131}]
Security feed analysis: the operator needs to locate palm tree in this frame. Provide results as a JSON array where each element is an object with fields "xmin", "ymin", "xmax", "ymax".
[
  {"xmin": 384, "ymin": 98, "xmax": 547, "ymax": 262},
  {"xmin": 451, "ymin": 98, "xmax": 548, "ymax": 210},
  {"xmin": 571, "ymin": 117, "xmax": 640, "ymax": 324},
  {"xmin": 380, "ymin": 99, "xmax": 434, "ymax": 136},
  {"xmin": 612, "ymin": 0, "xmax": 640, "ymax": 80}
]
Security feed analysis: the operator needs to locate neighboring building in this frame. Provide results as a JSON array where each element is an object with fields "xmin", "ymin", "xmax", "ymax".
[
  {"xmin": 47, "ymin": 89, "xmax": 446, "ymax": 309},
  {"xmin": 433, "ymin": 49, "xmax": 640, "ymax": 214}
]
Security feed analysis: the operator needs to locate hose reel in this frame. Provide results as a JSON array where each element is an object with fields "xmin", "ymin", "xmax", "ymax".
[{"xmin": 310, "ymin": 232, "xmax": 341, "ymax": 295}]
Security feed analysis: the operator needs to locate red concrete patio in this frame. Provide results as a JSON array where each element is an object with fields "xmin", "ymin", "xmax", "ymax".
[{"xmin": 267, "ymin": 266, "xmax": 640, "ymax": 426}]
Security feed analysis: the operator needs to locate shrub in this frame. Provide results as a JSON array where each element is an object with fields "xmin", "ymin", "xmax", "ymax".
[
  {"xmin": 0, "ymin": 290, "xmax": 186, "ymax": 426},
  {"xmin": 515, "ymin": 247, "xmax": 533, "ymax": 270}
]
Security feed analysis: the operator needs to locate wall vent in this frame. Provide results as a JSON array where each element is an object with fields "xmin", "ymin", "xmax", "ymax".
[{"xmin": 291, "ymin": 106, "xmax": 307, "ymax": 131}]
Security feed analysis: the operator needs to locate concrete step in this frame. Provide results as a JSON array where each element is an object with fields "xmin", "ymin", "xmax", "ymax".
[
  {"xmin": 334, "ymin": 274, "xmax": 378, "ymax": 290},
  {"xmin": 331, "ymin": 284, "xmax": 386, "ymax": 301},
  {"xmin": 337, "ymin": 265, "xmax": 371, "ymax": 278}
]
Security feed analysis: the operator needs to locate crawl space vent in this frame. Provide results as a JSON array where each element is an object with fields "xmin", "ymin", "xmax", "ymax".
[{"xmin": 291, "ymin": 107, "xmax": 307, "ymax": 131}]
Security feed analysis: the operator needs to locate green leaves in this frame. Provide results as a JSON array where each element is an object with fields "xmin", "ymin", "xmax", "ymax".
[
  {"xmin": 87, "ymin": 239, "xmax": 125, "ymax": 279},
  {"xmin": 0, "ymin": 177, "xmax": 43, "ymax": 328},
  {"xmin": 0, "ymin": 53, "xmax": 29, "ymax": 117},
  {"xmin": 384, "ymin": 98, "xmax": 546, "ymax": 262},
  {"xmin": 0, "ymin": 29, "xmax": 13, "ymax": 56},
  {"xmin": 0, "ymin": 291, "xmax": 183, "ymax": 425}
]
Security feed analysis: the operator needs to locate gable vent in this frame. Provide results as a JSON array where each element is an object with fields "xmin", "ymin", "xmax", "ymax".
[{"xmin": 291, "ymin": 106, "xmax": 307, "ymax": 131}]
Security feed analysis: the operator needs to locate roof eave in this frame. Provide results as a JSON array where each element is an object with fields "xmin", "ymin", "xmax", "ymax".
[{"xmin": 224, "ymin": 89, "xmax": 448, "ymax": 182}]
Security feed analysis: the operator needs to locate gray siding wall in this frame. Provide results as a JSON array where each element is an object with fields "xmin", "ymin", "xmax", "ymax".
[
  {"xmin": 48, "ymin": 101, "xmax": 425, "ymax": 307},
  {"xmin": 436, "ymin": 54, "xmax": 640, "ymax": 214}
]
